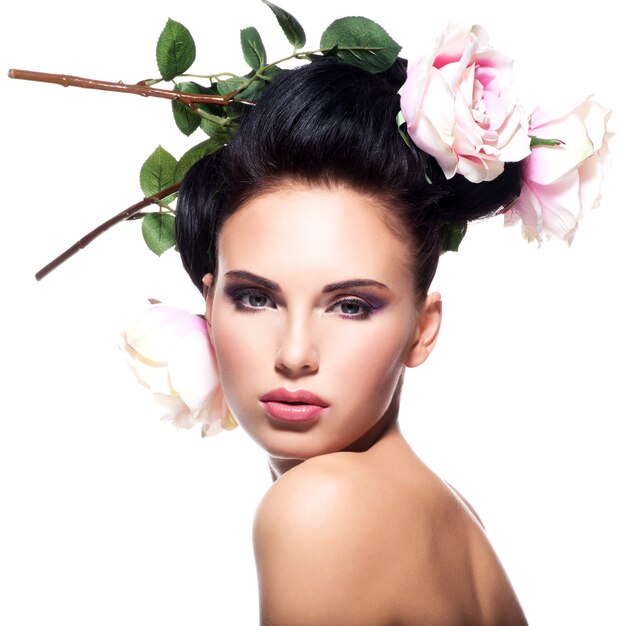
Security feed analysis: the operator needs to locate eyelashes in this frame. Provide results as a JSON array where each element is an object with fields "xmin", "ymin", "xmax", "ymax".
[
  {"xmin": 232, "ymin": 288, "xmax": 273, "ymax": 311},
  {"xmin": 224, "ymin": 286, "xmax": 378, "ymax": 320},
  {"xmin": 331, "ymin": 298, "xmax": 374, "ymax": 319}
]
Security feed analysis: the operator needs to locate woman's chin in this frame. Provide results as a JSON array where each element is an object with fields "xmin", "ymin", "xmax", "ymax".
[
  {"xmin": 246, "ymin": 423, "xmax": 352, "ymax": 464},
  {"xmin": 239, "ymin": 409, "xmax": 395, "ymax": 465}
]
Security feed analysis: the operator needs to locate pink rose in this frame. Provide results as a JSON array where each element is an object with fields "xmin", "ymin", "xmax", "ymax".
[
  {"xmin": 121, "ymin": 303, "xmax": 237, "ymax": 436},
  {"xmin": 505, "ymin": 99, "xmax": 611, "ymax": 243},
  {"xmin": 400, "ymin": 23, "xmax": 531, "ymax": 183}
]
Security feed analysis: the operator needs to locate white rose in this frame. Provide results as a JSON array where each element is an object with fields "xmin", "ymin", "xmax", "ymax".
[{"xmin": 121, "ymin": 303, "xmax": 236, "ymax": 436}]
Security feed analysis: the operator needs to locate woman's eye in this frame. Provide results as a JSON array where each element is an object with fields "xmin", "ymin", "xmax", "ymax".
[
  {"xmin": 244, "ymin": 293, "xmax": 269, "ymax": 308},
  {"xmin": 228, "ymin": 288, "xmax": 275, "ymax": 311},
  {"xmin": 330, "ymin": 298, "xmax": 373, "ymax": 319}
]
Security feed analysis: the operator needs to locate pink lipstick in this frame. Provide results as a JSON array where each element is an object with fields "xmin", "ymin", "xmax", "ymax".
[{"xmin": 259, "ymin": 387, "xmax": 329, "ymax": 423}]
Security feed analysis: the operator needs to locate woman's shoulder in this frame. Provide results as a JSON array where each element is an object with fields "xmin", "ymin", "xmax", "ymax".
[
  {"xmin": 255, "ymin": 445, "xmax": 475, "ymax": 541},
  {"xmin": 253, "ymin": 452, "xmax": 406, "ymax": 624},
  {"xmin": 257, "ymin": 451, "xmax": 383, "ymax": 519},
  {"xmin": 255, "ymin": 451, "xmax": 414, "ymax": 549},
  {"xmin": 254, "ymin": 452, "xmax": 387, "ymax": 559},
  {"xmin": 254, "ymin": 452, "xmax": 465, "ymax": 624},
  {"xmin": 254, "ymin": 450, "xmax": 527, "ymax": 625}
]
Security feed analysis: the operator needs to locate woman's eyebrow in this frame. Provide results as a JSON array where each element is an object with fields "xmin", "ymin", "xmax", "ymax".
[
  {"xmin": 225, "ymin": 270, "xmax": 278, "ymax": 290},
  {"xmin": 224, "ymin": 270, "xmax": 390, "ymax": 293},
  {"xmin": 322, "ymin": 279, "xmax": 390, "ymax": 293}
]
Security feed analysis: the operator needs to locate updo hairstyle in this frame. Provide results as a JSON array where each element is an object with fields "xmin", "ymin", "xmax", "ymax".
[{"xmin": 176, "ymin": 58, "xmax": 523, "ymax": 303}]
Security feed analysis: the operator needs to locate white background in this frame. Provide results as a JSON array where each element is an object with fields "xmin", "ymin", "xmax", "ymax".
[{"xmin": 1, "ymin": 1, "xmax": 624, "ymax": 624}]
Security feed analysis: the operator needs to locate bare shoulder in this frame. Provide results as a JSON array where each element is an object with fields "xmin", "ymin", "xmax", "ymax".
[
  {"xmin": 255, "ymin": 451, "xmax": 391, "ymax": 541},
  {"xmin": 253, "ymin": 453, "xmax": 400, "ymax": 625},
  {"xmin": 253, "ymin": 452, "xmax": 528, "ymax": 626},
  {"xmin": 256, "ymin": 451, "xmax": 374, "ymax": 519}
]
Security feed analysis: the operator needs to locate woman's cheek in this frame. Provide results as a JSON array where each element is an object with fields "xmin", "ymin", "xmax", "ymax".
[
  {"xmin": 330, "ymin": 321, "xmax": 408, "ymax": 401},
  {"xmin": 215, "ymin": 316, "xmax": 261, "ymax": 372}
]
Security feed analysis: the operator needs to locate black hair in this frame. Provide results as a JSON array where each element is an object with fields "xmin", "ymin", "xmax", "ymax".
[{"xmin": 176, "ymin": 57, "xmax": 522, "ymax": 302}]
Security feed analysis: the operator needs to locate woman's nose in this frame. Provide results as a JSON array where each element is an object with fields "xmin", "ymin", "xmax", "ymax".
[{"xmin": 274, "ymin": 311, "xmax": 319, "ymax": 376}]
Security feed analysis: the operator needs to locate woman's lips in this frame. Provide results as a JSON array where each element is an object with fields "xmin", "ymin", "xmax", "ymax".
[
  {"xmin": 259, "ymin": 387, "xmax": 329, "ymax": 423},
  {"xmin": 261, "ymin": 401, "xmax": 328, "ymax": 422}
]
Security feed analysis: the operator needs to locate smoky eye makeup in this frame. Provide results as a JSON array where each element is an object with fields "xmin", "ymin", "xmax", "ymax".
[
  {"xmin": 327, "ymin": 293, "xmax": 387, "ymax": 320},
  {"xmin": 225, "ymin": 289, "xmax": 386, "ymax": 322},
  {"xmin": 223, "ymin": 284, "xmax": 276, "ymax": 312},
  {"xmin": 223, "ymin": 272, "xmax": 389, "ymax": 319}
]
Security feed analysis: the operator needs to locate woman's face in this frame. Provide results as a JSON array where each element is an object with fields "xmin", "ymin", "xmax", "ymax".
[{"xmin": 204, "ymin": 183, "xmax": 440, "ymax": 462}]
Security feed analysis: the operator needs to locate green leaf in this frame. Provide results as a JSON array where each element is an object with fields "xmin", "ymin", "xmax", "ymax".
[
  {"xmin": 441, "ymin": 222, "xmax": 468, "ymax": 253},
  {"xmin": 216, "ymin": 73, "xmax": 267, "ymax": 102},
  {"xmin": 199, "ymin": 117, "xmax": 236, "ymax": 145},
  {"xmin": 320, "ymin": 16, "xmax": 401, "ymax": 73},
  {"xmin": 142, "ymin": 213, "xmax": 177, "ymax": 256},
  {"xmin": 139, "ymin": 146, "xmax": 177, "ymax": 197},
  {"xmin": 224, "ymin": 98, "xmax": 248, "ymax": 120},
  {"xmin": 172, "ymin": 82, "xmax": 204, "ymax": 136},
  {"xmin": 195, "ymin": 82, "xmax": 231, "ymax": 118},
  {"xmin": 216, "ymin": 75, "xmax": 250, "ymax": 95},
  {"xmin": 302, "ymin": 52, "xmax": 326, "ymax": 63},
  {"xmin": 231, "ymin": 79, "xmax": 266, "ymax": 101},
  {"xmin": 174, "ymin": 138, "xmax": 226, "ymax": 182},
  {"xmin": 242, "ymin": 79, "xmax": 268, "ymax": 101},
  {"xmin": 262, "ymin": 0, "xmax": 306, "ymax": 48},
  {"xmin": 262, "ymin": 65, "xmax": 282, "ymax": 80},
  {"xmin": 156, "ymin": 18, "xmax": 196, "ymax": 81},
  {"xmin": 240, "ymin": 26, "xmax": 267, "ymax": 71}
]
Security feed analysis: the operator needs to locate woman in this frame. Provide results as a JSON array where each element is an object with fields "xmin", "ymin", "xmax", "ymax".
[
  {"xmin": 175, "ymin": 58, "xmax": 529, "ymax": 625},
  {"xmin": 3, "ymin": 2, "xmax": 621, "ymax": 625}
]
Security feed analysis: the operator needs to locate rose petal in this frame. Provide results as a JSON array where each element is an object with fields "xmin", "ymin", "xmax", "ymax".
[
  {"xmin": 400, "ymin": 58, "xmax": 428, "ymax": 119},
  {"xmin": 470, "ymin": 24, "xmax": 491, "ymax": 53},
  {"xmin": 496, "ymin": 106, "xmax": 531, "ymax": 160},
  {"xmin": 153, "ymin": 393, "xmax": 196, "ymax": 429},
  {"xmin": 577, "ymin": 152, "xmax": 604, "ymax": 215},
  {"xmin": 457, "ymin": 154, "xmax": 504, "ymax": 183},
  {"xmin": 221, "ymin": 406, "xmax": 239, "ymax": 431},
  {"xmin": 434, "ymin": 23, "xmax": 474, "ymax": 67},
  {"xmin": 202, "ymin": 420, "xmax": 224, "ymax": 438},
  {"xmin": 168, "ymin": 328, "xmax": 219, "ymax": 424},
  {"xmin": 475, "ymin": 49, "xmax": 514, "ymax": 83},
  {"xmin": 529, "ymin": 99, "xmax": 587, "ymax": 130},
  {"xmin": 503, "ymin": 207, "xmax": 520, "ymax": 228},
  {"xmin": 125, "ymin": 304, "xmax": 207, "ymax": 362},
  {"xmin": 453, "ymin": 65, "xmax": 476, "ymax": 109},
  {"xmin": 526, "ymin": 115, "xmax": 594, "ymax": 185},
  {"xmin": 447, "ymin": 35, "xmax": 479, "ymax": 91},
  {"xmin": 578, "ymin": 100, "xmax": 612, "ymax": 150},
  {"xmin": 405, "ymin": 78, "xmax": 458, "ymax": 179},
  {"xmin": 529, "ymin": 173, "xmax": 582, "ymax": 243},
  {"xmin": 511, "ymin": 183, "xmax": 544, "ymax": 243},
  {"xmin": 454, "ymin": 93, "xmax": 487, "ymax": 148},
  {"xmin": 120, "ymin": 340, "xmax": 173, "ymax": 395},
  {"xmin": 482, "ymin": 89, "xmax": 508, "ymax": 130}
]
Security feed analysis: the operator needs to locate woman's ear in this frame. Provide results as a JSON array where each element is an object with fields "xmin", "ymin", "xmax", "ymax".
[
  {"xmin": 202, "ymin": 273, "xmax": 214, "ymax": 299},
  {"xmin": 404, "ymin": 292, "xmax": 442, "ymax": 368},
  {"xmin": 202, "ymin": 273, "xmax": 215, "ymax": 335}
]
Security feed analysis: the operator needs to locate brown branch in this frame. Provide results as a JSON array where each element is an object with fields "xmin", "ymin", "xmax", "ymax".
[
  {"xmin": 8, "ymin": 69, "xmax": 254, "ymax": 106},
  {"xmin": 35, "ymin": 183, "xmax": 181, "ymax": 281},
  {"xmin": 8, "ymin": 68, "xmax": 253, "ymax": 279}
]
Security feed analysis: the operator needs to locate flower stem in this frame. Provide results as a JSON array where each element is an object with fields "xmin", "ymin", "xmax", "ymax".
[
  {"xmin": 179, "ymin": 72, "xmax": 238, "ymax": 80},
  {"xmin": 530, "ymin": 135, "xmax": 565, "ymax": 148},
  {"xmin": 7, "ymin": 69, "xmax": 254, "ymax": 106},
  {"xmin": 34, "ymin": 183, "xmax": 181, "ymax": 281}
]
